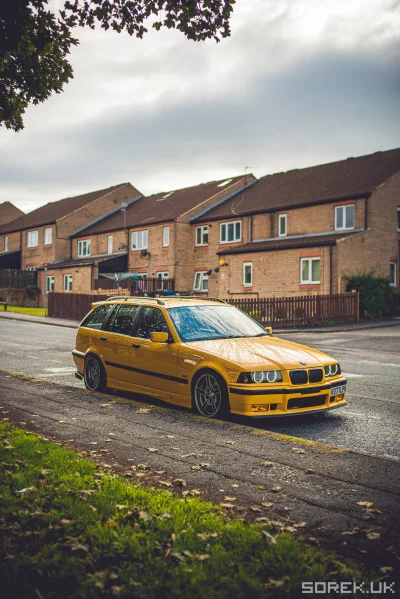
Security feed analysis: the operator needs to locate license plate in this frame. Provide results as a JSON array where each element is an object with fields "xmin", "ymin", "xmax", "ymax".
[{"xmin": 331, "ymin": 385, "xmax": 346, "ymax": 396}]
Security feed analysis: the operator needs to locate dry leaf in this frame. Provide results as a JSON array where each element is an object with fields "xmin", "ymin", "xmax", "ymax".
[
  {"xmin": 261, "ymin": 502, "xmax": 273, "ymax": 508},
  {"xmin": 250, "ymin": 506, "xmax": 262, "ymax": 512},
  {"xmin": 225, "ymin": 441, "xmax": 235, "ymax": 445},
  {"xmin": 59, "ymin": 518, "xmax": 72, "ymax": 526},
  {"xmin": 262, "ymin": 531, "xmax": 277, "ymax": 544},
  {"xmin": 380, "ymin": 567, "xmax": 393, "ymax": 574},
  {"xmin": 105, "ymin": 519, "xmax": 117, "ymax": 528},
  {"xmin": 194, "ymin": 554, "xmax": 209, "ymax": 561},
  {"xmin": 182, "ymin": 489, "xmax": 201, "ymax": 497},
  {"xmin": 136, "ymin": 408, "xmax": 153, "ymax": 414},
  {"xmin": 172, "ymin": 478, "xmax": 186, "ymax": 487},
  {"xmin": 366, "ymin": 531, "xmax": 380, "ymax": 540},
  {"xmin": 356, "ymin": 501, "xmax": 374, "ymax": 508},
  {"xmin": 293, "ymin": 522, "xmax": 307, "ymax": 528},
  {"xmin": 292, "ymin": 448, "xmax": 306, "ymax": 454},
  {"xmin": 148, "ymin": 448, "xmax": 158, "ymax": 453},
  {"xmin": 159, "ymin": 480, "xmax": 173, "ymax": 487},
  {"xmin": 261, "ymin": 461, "xmax": 274, "ymax": 467},
  {"xmin": 224, "ymin": 496, "xmax": 236, "ymax": 502},
  {"xmin": 15, "ymin": 487, "xmax": 35, "ymax": 495},
  {"xmin": 271, "ymin": 486, "xmax": 282, "ymax": 492},
  {"xmin": 221, "ymin": 503, "xmax": 236, "ymax": 509}
]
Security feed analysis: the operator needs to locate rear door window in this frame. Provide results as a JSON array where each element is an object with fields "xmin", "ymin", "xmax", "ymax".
[
  {"xmin": 105, "ymin": 304, "xmax": 140, "ymax": 336},
  {"xmin": 81, "ymin": 304, "xmax": 113, "ymax": 330},
  {"xmin": 135, "ymin": 307, "xmax": 170, "ymax": 339}
]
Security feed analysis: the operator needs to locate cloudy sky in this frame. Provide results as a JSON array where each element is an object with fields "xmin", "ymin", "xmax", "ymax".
[{"xmin": 1, "ymin": 0, "xmax": 399, "ymax": 212}]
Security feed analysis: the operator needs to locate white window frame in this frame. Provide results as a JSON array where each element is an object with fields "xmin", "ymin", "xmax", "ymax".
[
  {"xmin": 193, "ymin": 271, "xmax": 209, "ymax": 292},
  {"xmin": 27, "ymin": 230, "xmax": 38, "ymax": 248},
  {"xmin": 220, "ymin": 220, "xmax": 242, "ymax": 244},
  {"xmin": 157, "ymin": 271, "xmax": 169, "ymax": 279},
  {"xmin": 243, "ymin": 262, "xmax": 253, "ymax": 287},
  {"xmin": 390, "ymin": 262, "xmax": 397, "ymax": 287},
  {"xmin": 78, "ymin": 239, "xmax": 91, "ymax": 257},
  {"xmin": 162, "ymin": 226, "xmax": 170, "ymax": 247},
  {"xmin": 63, "ymin": 274, "xmax": 73, "ymax": 292},
  {"xmin": 46, "ymin": 275, "xmax": 55, "ymax": 293},
  {"xmin": 107, "ymin": 235, "xmax": 113, "ymax": 254},
  {"xmin": 131, "ymin": 230, "xmax": 148, "ymax": 250},
  {"xmin": 44, "ymin": 227, "xmax": 52, "ymax": 245},
  {"xmin": 397, "ymin": 208, "xmax": 400, "ymax": 232},
  {"xmin": 300, "ymin": 257, "xmax": 320, "ymax": 284},
  {"xmin": 335, "ymin": 204, "xmax": 355, "ymax": 231},
  {"xmin": 4, "ymin": 236, "xmax": 8, "ymax": 252},
  {"xmin": 278, "ymin": 214, "xmax": 287, "ymax": 237},
  {"xmin": 26, "ymin": 266, "xmax": 37, "ymax": 271},
  {"xmin": 195, "ymin": 225, "xmax": 209, "ymax": 246}
]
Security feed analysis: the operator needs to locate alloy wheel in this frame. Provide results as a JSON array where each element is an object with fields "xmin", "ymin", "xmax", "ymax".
[
  {"xmin": 84, "ymin": 356, "xmax": 101, "ymax": 391},
  {"xmin": 194, "ymin": 373, "xmax": 222, "ymax": 417}
]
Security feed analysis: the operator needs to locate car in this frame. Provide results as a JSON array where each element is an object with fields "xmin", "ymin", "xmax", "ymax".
[{"xmin": 72, "ymin": 296, "xmax": 347, "ymax": 418}]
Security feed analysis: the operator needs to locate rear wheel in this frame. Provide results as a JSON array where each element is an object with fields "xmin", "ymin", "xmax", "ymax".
[
  {"xmin": 84, "ymin": 355, "xmax": 106, "ymax": 392},
  {"xmin": 192, "ymin": 370, "xmax": 230, "ymax": 418}
]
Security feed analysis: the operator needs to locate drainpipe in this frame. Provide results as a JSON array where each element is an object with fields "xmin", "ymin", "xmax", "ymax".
[
  {"xmin": 329, "ymin": 246, "xmax": 333, "ymax": 294},
  {"xmin": 364, "ymin": 197, "xmax": 368, "ymax": 230}
]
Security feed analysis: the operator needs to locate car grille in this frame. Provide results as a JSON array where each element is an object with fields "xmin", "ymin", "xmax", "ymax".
[
  {"xmin": 309, "ymin": 368, "xmax": 323, "ymax": 383},
  {"xmin": 290, "ymin": 370, "xmax": 308, "ymax": 385},
  {"xmin": 287, "ymin": 395, "xmax": 327, "ymax": 410}
]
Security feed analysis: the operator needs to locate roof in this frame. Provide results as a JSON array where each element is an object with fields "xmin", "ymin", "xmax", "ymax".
[
  {"xmin": 0, "ymin": 202, "xmax": 24, "ymax": 226},
  {"xmin": 194, "ymin": 148, "xmax": 400, "ymax": 222},
  {"xmin": 0, "ymin": 183, "xmax": 130, "ymax": 235},
  {"xmin": 39, "ymin": 252, "xmax": 127, "ymax": 270},
  {"xmin": 72, "ymin": 176, "xmax": 247, "ymax": 236},
  {"xmin": 218, "ymin": 231, "xmax": 361, "ymax": 255},
  {"xmin": 97, "ymin": 296, "xmax": 228, "ymax": 308}
]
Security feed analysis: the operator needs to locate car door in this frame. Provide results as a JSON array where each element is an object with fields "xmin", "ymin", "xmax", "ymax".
[
  {"xmin": 100, "ymin": 303, "xmax": 140, "ymax": 384},
  {"xmin": 130, "ymin": 306, "xmax": 179, "ymax": 395}
]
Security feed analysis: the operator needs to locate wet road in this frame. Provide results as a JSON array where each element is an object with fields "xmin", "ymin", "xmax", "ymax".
[{"xmin": 0, "ymin": 318, "xmax": 399, "ymax": 458}]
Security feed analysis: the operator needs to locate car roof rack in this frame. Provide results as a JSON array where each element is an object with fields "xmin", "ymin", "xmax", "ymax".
[
  {"xmin": 169, "ymin": 296, "xmax": 227, "ymax": 304},
  {"xmin": 104, "ymin": 296, "xmax": 165, "ymax": 306}
]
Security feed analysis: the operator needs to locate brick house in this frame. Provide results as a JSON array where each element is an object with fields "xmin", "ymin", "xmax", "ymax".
[
  {"xmin": 70, "ymin": 175, "xmax": 256, "ymax": 293},
  {"xmin": 0, "ymin": 202, "xmax": 24, "ymax": 226},
  {"xmin": 0, "ymin": 183, "xmax": 142, "ymax": 305},
  {"xmin": 190, "ymin": 148, "xmax": 400, "ymax": 298}
]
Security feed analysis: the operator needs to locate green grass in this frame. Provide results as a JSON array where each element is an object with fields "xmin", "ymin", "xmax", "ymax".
[
  {"xmin": 0, "ymin": 305, "xmax": 45, "ymax": 316},
  {"xmin": 0, "ymin": 424, "xmax": 368, "ymax": 599}
]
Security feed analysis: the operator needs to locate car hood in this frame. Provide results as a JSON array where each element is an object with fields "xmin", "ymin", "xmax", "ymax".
[{"xmin": 187, "ymin": 336, "xmax": 330, "ymax": 370}]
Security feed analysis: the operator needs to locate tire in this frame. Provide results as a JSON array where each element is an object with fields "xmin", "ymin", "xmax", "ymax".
[
  {"xmin": 84, "ymin": 354, "xmax": 107, "ymax": 392},
  {"xmin": 192, "ymin": 370, "xmax": 230, "ymax": 418}
]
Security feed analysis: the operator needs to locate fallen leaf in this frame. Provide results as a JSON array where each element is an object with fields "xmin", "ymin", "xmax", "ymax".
[
  {"xmin": 231, "ymin": 484, "xmax": 239, "ymax": 488},
  {"xmin": 182, "ymin": 489, "xmax": 201, "ymax": 497},
  {"xmin": 221, "ymin": 503, "xmax": 236, "ymax": 509},
  {"xmin": 59, "ymin": 420, "xmax": 66, "ymax": 423},
  {"xmin": 170, "ymin": 552, "xmax": 186, "ymax": 562},
  {"xmin": 265, "ymin": 577, "xmax": 288, "ymax": 589},
  {"xmin": 271, "ymin": 486, "xmax": 282, "ymax": 492},
  {"xmin": 100, "ymin": 403, "xmax": 112, "ymax": 408},
  {"xmin": 111, "ymin": 586, "xmax": 123, "ymax": 596},
  {"xmin": 194, "ymin": 554, "xmax": 209, "ymax": 561},
  {"xmin": 159, "ymin": 480, "xmax": 173, "ymax": 487},
  {"xmin": 59, "ymin": 519, "xmax": 72, "ymax": 526},
  {"xmin": 166, "ymin": 435, "xmax": 174, "ymax": 438},
  {"xmin": 380, "ymin": 566, "xmax": 393, "ymax": 574},
  {"xmin": 356, "ymin": 501, "xmax": 374, "ymax": 508},
  {"xmin": 116, "ymin": 505, "xmax": 128, "ymax": 510},
  {"xmin": 148, "ymin": 448, "xmax": 158, "ymax": 453},
  {"xmin": 105, "ymin": 519, "xmax": 117, "ymax": 528},
  {"xmin": 108, "ymin": 433, "xmax": 115, "ymax": 437},
  {"xmin": 90, "ymin": 442, "xmax": 98, "ymax": 446},
  {"xmin": 304, "ymin": 468, "xmax": 314, "ymax": 474},
  {"xmin": 293, "ymin": 522, "xmax": 307, "ymax": 528},
  {"xmin": 172, "ymin": 478, "xmax": 186, "ymax": 487},
  {"xmin": 262, "ymin": 531, "xmax": 277, "ymax": 544},
  {"xmin": 225, "ymin": 441, "xmax": 235, "ymax": 445},
  {"xmin": 191, "ymin": 465, "xmax": 202, "ymax": 471},
  {"xmin": 65, "ymin": 541, "xmax": 88, "ymax": 552},
  {"xmin": 261, "ymin": 502, "xmax": 273, "ymax": 508},
  {"xmin": 366, "ymin": 531, "xmax": 380, "ymax": 540},
  {"xmin": 292, "ymin": 448, "xmax": 306, "ymax": 454},
  {"xmin": 224, "ymin": 496, "xmax": 236, "ymax": 502},
  {"xmin": 284, "ymin": 507, "xmax": 293, "ymax": 511},
  {"xmin": 250, "ymin": 506, "xmax": 262, "ymax": 512},
  {"xmin": 261, "ymin": 461, "xmax": 274, "ymax": 467},
  {"xmin": 15, "ymin": 487, "xmax": 35, "ymax": 495},
  {"xmin": 136, "ymin": 408, "xmax": 153, "ymax": 414}
]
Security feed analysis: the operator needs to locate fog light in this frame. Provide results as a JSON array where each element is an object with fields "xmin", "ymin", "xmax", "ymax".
[
  {"xmin": 335, "ymin": 394, "xmax": 344, "ymax": 402},
  {"xmin": 252, "ymin": 404, "xmax": 269, "ymax": 412}
]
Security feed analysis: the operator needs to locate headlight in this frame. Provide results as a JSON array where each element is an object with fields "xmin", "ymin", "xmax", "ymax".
[
  {"xmin": 237, "ymin": 370, "xmax": 283, "ymax": 384},
  {"xmin": 324, "ymin": 363, "xmax": 341, "ymax": 378}
]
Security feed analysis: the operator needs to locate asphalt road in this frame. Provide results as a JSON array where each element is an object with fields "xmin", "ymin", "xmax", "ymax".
[{"xmin": 0, "ymin": 318, "xmax": 399, "ymax": 458}]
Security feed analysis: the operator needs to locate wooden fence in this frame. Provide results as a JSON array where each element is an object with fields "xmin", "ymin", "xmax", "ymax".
[
  {"xmin": 94, "ymin": 277, "xmax": 175, "ymax": 294},
  {"xmin": 0, "ymin": 269, "xmax": 37, "ymax": 288},
  {"xmin": 48, "ymin": 293, "xmax": 108, "ymax": 321},
  {"xmin": 228, "ymin": 292, "xmax": 359, "ymax": 328}
]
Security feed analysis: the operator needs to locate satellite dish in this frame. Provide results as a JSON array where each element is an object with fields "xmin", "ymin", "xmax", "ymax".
[
  {"xmin": 140, "ymin": 249, "xmax": 148, "ymax": 257},
  {"xmin": 118, "ymin": 242, "xmax": 125, "ymax": 250}
]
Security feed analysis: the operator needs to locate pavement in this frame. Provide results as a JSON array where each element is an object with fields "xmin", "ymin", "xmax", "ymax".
[
  {"xmin": 1, "ymin": 308, "xmax": 399, "ymax": 333},
  {"xmin": 1, "ymin": 369, "xmax": 400, "ymax": 572}
]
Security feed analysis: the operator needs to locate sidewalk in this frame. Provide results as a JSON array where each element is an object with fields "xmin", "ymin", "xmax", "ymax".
[{"xmin": 1, "ymin": 307, "xmax": 399, "ymax": 333}]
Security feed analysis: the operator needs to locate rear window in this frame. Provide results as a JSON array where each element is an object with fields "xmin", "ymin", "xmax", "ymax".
[{"xmin": 81, "ymin": 304, "xmax": 113, "ymax": 330}]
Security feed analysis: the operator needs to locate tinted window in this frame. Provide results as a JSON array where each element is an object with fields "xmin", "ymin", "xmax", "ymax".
[
  {"xmin": 136, "ymin": 307, "xmax": 169, "ymax": 339},
  {"xmin": 105, "ymin": 304, "xmax": 139, "ymax": 336},
  {"xmin": 82, "ymin": 304, "xmax": 113, "ymax": 330}
]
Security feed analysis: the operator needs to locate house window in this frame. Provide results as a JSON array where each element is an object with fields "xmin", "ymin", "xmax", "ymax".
[
  {"xmin": 107, "ymin": 235, "xmax": 113, "ymax": 254},
  {"xmin": 26, "ymin": 266, "xmax": 37, "ymax": 271},
  {"xmin": 63, "ymin": 274, "xmax": 73, "ymax": 291},
  {"xmin": 220, "ymin": 220, "xmax": 241, "ymax": 244},
  {"xmin": 162, "ymin": 226, "xmax": 170, "ymax": 247},
  {"xmin": 335, "ymin": 205, "xmax": 355, "ymax": 230},
  {"xmin": 278, "ymin": 214, "xmax": 287, "ymax": 237},
  {"xmin": 243, "ymin": 262, "xmax": 253, "ymax": 287},
  {"xmin": 195, "ymin": 225, "xmax": 209, "ymax": 246},
  {"xmin": 157, "ymin": 271, "xmax": 169, "ymax": 279},
  {"xmin": 27, "ymin": 230, "xmax": 38, "ymax": 247},
  {"xmin": 390, "ymin": 262, "xmax": 397, "ymax": 287},
  {"xmin": 4, "ymin": 236, "xmax": 8, "ymax": 252},
  {"xmin": 397, "ymin": 208, "xmax": 400, "ymax": 231},
  {"xmin": 44, "ymin": 227, "xmax": 52, "ymax": 245},
  {"xmin": 193, "ymin": 271, "xmax": 209, "ymax": 292},
  {"xmin": 78, "ymin": 239, "xmax": 91, "ymax": 257},
  {"xmin": 46, "ymin": 276, "xmax": 55, "ymax": 293},
  {"xmin": 300, "ymin": 257, "xmax": 320, "ymax": 284},
  {"xmin": 131, "ymin": 230, "xmax": 148, "ymax": 250}
]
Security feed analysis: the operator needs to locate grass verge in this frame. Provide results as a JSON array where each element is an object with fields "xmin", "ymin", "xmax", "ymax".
[
  {"xmin": 0, "ymin": 423, "xmax": 369, "ymax": 598},
  {"xmin": 0, "ymin": 305, "xmax": 46, "ymax": 316}
]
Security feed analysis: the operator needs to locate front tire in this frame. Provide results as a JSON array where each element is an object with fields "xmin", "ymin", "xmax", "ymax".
[
  {"xmin": 84, "ymin": 355, "xmax": 107, "ymax": 392},
  {"xmin": 192, "ymin": 370, "xmax": 230, "ymax": 418}
]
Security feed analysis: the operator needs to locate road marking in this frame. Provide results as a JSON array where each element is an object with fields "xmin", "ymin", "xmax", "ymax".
[
  {"xmin": 37, "ymin": 373, "xmax": 75, "ymax": 377},
  {"xmin": 48, "ymin": 360, "xmax": 62, "ymax": 363},
  {"xmin": 343, "ymin": 373, "xmax": 363, "ymax": 378},
  {"xmin": 27, "ymin": 355, "xmax": 40, "ymax": 359},
  {"xmin": 344, "ymin": 412, "xmax": 381, "ymax": 420},
  {"xmin": 358, "ymin": 360, "xmax": 400, "ymax": 367},
  {"xmin": 44, "ymin": 367, "xmax": 75, "ymax": 373}
]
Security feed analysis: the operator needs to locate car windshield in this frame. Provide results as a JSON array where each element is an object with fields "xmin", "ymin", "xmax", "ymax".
[{"xmin": 167, "ymin": 305, "xmax": 269, "ymax": 342}]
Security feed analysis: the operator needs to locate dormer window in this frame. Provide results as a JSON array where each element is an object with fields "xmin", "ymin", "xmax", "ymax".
[
  {"xmin": 220, "ymin": 220, "xmax": 241, "ymax": 244},
  {"xmin": 335, "ymin": 205, "xmax": 355, "ymax": 230},
  {"xmin": 78, "ymin": 239, "xmax": 91, "ymax": 257},
  {"xmin": 278, "ymin": 214, "xmax": 287, "ymax": 237}
]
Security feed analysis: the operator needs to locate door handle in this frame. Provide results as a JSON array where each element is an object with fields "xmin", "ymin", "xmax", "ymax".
[
  {"xmin": 132, "ymin": 343, "xmax": 141, "ymax": 349},
  {"xmin": 100, "ymin": 336, "xmax": 107, "ymax": 341}
]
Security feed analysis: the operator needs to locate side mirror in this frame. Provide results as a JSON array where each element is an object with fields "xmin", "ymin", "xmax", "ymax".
[
  {"xmin": 150, "ymin": 331, "xmax": 169, "ymax": 343},
  {"xmin": 265, "ymin": 326, "xmax": 273, "ymax": 335}
]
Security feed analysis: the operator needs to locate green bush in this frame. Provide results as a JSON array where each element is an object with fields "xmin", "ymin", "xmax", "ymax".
[{"xmin": 344, "ymin": 272, "xmax": 394, "ymax": 319}]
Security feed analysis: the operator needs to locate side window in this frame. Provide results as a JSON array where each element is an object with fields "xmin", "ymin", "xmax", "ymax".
[
  {"xmin": 136, "ymin": 307, "xmax": 169, "ymax": 339},
  {"xmin": 82, "ymin": 304, "xmax": 113, "ymax": 330},
  {"xmin": 105, "ymin": 304, "xmax": 139, "ymax": 336}
]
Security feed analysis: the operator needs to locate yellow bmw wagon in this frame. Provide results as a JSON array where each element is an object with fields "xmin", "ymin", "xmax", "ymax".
[{"xmin": 72, "ymin": 297, "xmax": 347, "ymax": 418}]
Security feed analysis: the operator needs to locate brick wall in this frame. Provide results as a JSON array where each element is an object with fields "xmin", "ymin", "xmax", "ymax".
[
  {"xmin": 73, "ymin": 230, "xmax": 128, "ymax": 259},
  {"xmin": 38, "ymin": 265, "xmax": 95, "ymax": 307},
  {"xmin": 21, "ymin": 225, "xmax": 56, "ymax": 269},
  {"xmin": 0, "ymin": 231, "xmax": 20, "ymax": 253}
]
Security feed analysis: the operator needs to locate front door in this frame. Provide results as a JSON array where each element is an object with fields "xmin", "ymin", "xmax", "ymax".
[
  {"xmin": 100, "ymin": 303, "xmax": 140, "ymax": 384},
  {"xmin": 130, "ymin": 306, "xmax": 179, "ymax": 395}
]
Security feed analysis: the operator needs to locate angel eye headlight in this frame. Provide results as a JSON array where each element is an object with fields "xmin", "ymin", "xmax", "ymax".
[
  {"xmin": 324, "ymin": 363, "xmax": 341, "ymax": 377},
  {"xmin": 237, "ymin": 370, "xmax": 283, "ymax": 384}
]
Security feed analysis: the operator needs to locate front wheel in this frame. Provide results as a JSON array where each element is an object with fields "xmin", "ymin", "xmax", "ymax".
[
  {"xmin": 192, "ymin": 370, "xmax": 230, "ymax": 418},
  {"xmin": 84, "ymin": 355, "xmax": 107, "ymax": 392}
]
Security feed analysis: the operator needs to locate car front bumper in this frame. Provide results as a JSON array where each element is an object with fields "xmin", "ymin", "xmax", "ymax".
[{"xmin": 228, "ymin": 378, "xmax": 347, "ymax": 417}]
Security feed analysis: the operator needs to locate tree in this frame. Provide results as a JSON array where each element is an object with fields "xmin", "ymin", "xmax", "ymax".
[{"xmin": 0, "ymin": 0, "xmax": 234, "ymax": 132}]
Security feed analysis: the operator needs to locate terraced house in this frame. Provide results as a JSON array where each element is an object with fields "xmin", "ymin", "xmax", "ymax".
[
  {"xmin": 191, "ymin": 148, "xmax": 400, "ymax": 298},
  {"xmin": 0, "ymin": 183, "xmax": 142, "ymax": 305},
  {"xmin": 70, "ymin": 175, "xmax": 255, "ymax": 294}
]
